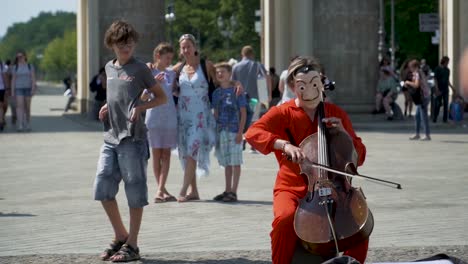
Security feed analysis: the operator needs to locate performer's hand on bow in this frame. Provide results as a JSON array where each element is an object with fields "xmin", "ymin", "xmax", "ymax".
[{"xmin": 283, "ymin": 142, "xmax": 306, "ymax": 164}]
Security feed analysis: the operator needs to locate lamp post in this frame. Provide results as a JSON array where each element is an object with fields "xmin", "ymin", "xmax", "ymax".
[
  {"xmin": 217, "ymin": 15, "xmax": 237, "ymax": 55},
  {"xmin": 165, "ymin": 2, "xmax": 176, "ymax": 44},
  {"xmin": 378, "ymin": 0, "xmax": 385, "ymax": 63}
]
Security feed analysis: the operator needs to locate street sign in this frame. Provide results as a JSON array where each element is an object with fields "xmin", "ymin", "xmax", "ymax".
[{"xmin": 419, "ymin": 13, "xmax": 439, "ymax": 32}]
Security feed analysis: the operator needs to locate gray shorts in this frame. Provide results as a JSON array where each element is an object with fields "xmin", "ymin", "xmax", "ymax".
[{"xmin": 93, "ymin": 138, "xmax": 150, "ymax": 208}]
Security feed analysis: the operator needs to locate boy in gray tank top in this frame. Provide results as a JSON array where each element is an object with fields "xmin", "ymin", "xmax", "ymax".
[{"xmin": 93, "ymin": 20, "xmax": 167, "ymax": 262}]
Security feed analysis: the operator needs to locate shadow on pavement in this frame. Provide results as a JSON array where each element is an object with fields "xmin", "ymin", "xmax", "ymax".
[
  {"xmin": 0, "ymin": 212, "xmax": 37, "ymax": 217},
  {"xmin": 203, "ymin": 200, "xmax": 273, "ymax": 206},
  {"xmin": 140, "ymin": 259, "xmax": 269, "ymax": 264},
  {"xmin": 0, "ymin": 114, "xmax": 102, "ymax": 134}
]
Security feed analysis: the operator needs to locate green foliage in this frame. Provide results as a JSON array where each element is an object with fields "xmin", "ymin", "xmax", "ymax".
[
  {"xmin": 0, "ymin": 11, "xmax": 76, "ymax": 80},
  {"xmin": 170, "ymin": 0, "xmax": 260, "ymax": 63},
  {"xmin": 385, "ymin": 0, "xmax": 439, "ymax": 69},
  {"xmin": 41, "ymin": 30, "xmax": 77, "ymax": 80}
]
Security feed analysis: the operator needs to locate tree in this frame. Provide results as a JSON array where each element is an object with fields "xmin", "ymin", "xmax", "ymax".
[
  {"xmin": 170, "ymin": 0, "xmax": 260, "ymax": 62},
  {"xmin": 41, "ymin": 30, "xmax": 77, "ymax": 80},
  {"xmin": 385, "ymin": 0, "xmax": 439, "ymax": 69},
  {"xmin": 0, "ymin": 11, "xmax": 76, "ymax": 80}
]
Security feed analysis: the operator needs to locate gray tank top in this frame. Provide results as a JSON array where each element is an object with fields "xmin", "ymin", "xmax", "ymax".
[{"xmin": 14, "ymin": 64, "xmax": 33, "ymax": 89}]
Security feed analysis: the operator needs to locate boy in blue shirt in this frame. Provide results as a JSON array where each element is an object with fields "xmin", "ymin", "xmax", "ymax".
[{"xmin": 212, "ymin": 62, "xmax": 247, "ymax": 202}]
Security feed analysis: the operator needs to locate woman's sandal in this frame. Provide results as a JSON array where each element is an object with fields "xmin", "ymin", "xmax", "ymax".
[
  {"xmin": 110, "ymin": 244, "xmax": 140, "ymax": 262},
  {"xmin": 100, "ymin": 239, "xmax": 126, "ymax": 261},
  {"xmin": 223, "ymin": 192, "xmax": 238, "ymax": 202}
]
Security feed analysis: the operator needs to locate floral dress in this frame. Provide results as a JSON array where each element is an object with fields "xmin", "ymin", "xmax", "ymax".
[{"xmin": 177, "ymin": 65, "xmax": 216, "ymax": 177}]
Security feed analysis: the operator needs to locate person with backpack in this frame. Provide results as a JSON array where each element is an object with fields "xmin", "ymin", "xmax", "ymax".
[
  {"xmin": 404, "ymin": 59, "xmax": 431, "ymax": 141},
  {"xmin": 211, "ymin": 62, "xmax": 247, "ymax": 202},
  {"xmin": 173, "ymin": 33, "xmax": 217, "ymax": 202},
  {"xmin": 11, "ymin": 50, "xmax": 36, "ymax": 132}
]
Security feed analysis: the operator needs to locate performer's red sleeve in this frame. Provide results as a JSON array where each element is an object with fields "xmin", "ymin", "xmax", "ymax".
[{"xmin": 245, "ymin": 107, "xmax": 283, "ymax": 155}]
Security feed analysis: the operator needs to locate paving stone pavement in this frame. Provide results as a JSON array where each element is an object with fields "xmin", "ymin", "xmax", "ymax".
[{"xmin": 1, "ymin": 84, "xmax": 467, "ymax": 263}]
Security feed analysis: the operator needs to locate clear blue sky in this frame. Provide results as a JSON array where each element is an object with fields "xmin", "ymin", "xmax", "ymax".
[{"xmin": 0, "ymin": 0, "xmax": 77, "ymax": 38}]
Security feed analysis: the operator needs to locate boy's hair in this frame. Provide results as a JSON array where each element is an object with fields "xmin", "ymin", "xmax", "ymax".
[
  {"xmin": 440, "ymin": 56, "xmax": 450, "ymax": 65},
  {"xmin": 241, "ymin": 45, "xmax": 254, "ymax": 58},
  {"xmin": 104, "ymin": 20, "xmax": 140, "ymax": 49},
  {"xmin": 153, "ymin": 42, "xmax": 174, "ymax": 58},
  {"xmin": 214, "ymin": 62, "xmax": 232, "ymax": 73}
]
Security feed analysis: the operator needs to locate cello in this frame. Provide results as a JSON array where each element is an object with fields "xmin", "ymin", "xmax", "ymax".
[{"xmin": 292, "ymin": 80, "xmax": 401, "ymax": 257}]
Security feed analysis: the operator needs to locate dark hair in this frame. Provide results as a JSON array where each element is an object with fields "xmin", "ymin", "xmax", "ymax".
[
  {"xmin": 153, "ymin": 42, "xmax": 174, "ymax": 59},
  {"xmin": 269, "ymin": 67, "xmax": 276, "ymax": 75},
  {"xmin": 214, "ymin": 62, "xmax": 232, "ymax": 72},
  {"xmin": 15, "ymin": 50, "xmax": 28, "ymax": 64},
  {"xmin": 440, "ymin": 56, "xmax": 450, "ymax": 65},
  {"xmin": 104, "ymin": 20, "xmax": 140, "ymax": 49},
  {"xmin": 287, "ymin": 56, "xmax": 322, "ymax": 86}
]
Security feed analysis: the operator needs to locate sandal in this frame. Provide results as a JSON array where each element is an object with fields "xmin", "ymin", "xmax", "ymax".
[
  {"xmin": 110, "ymin": 244, "xmax": 140, "ymax": 262},
  {"xmin": 100, "ymin": 239, "xmax": 126, "ymax": 261},
  {"xmin": 213, "ymin": 192, "xmax": 227, "ymax": 201},
  {"xmin": 164, "ymin": 195, "xmax": 177, "ymax": 202},
  {"xmin": 154, "ymin": 197, "xmax": 166, "ymax": 203},
  {"xmin": 223, "ymin": 192, "xmax": 238, "ymax": 202}
]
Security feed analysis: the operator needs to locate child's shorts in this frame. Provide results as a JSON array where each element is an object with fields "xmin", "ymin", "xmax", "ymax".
[
  {"xmin": 215, "ymin": 130, "xmax": 243, "ymax": 166},
  {"xmin": 93, "ymin": 138, "xmax": 149, "ymax": 208}
]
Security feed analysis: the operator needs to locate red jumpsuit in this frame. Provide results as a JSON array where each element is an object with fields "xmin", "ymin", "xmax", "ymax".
[{"xmin": 245, "ymin": 101, "xmax": 369, "ymax": 264}]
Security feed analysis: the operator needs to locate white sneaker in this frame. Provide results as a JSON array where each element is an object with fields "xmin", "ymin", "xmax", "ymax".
[
  {"xmin": 420, "ymin": 136, "xmax": 431, "ymax": 141},
  {"xmin": 409, "ymin": 135, "xmax": 420, "ymax": 140},
  {"xmin": 249, "ymin": 149, "xmax": 258, "ymax": 154}
]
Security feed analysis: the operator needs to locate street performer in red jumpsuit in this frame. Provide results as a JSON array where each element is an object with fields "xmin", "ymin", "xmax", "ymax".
[{"xmin": 245, "ymin": 56, "xmax": 369, "ymax": 264}]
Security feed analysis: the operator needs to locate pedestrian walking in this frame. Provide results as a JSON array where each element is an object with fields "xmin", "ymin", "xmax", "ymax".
[
  {"xmin": 11, "ymin": 51, "xmax": 36, "ymax": 131},
  {"xmin": 433, "ymin": 56, "xmax": 456, "ymax": 123},
  {"xmin": 93, "ymin": 20, "xmax": 167, "ymax": 262}
]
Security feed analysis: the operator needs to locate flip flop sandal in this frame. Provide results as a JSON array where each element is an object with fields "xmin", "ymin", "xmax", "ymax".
[
  {"xmin": 154, "ymin": 197, "xmax": 166, "ymax": 203},
  {"xmin": 100, "ymin": 239, "xmax": 126, "ymax": 261},
  {"xmin": 223, "ymin": 192, "xmax": 238, "ymax": 202},
  {"xmin": 164, "ymin": 195, "xmax": 177, "ymax": 202},
  {"xmin": 110, "ymin": 244, "xmax": 140, "ymax": 262}
]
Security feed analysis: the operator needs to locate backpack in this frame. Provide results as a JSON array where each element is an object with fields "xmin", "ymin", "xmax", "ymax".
[{"xmin": 15, "ymin": 63, "xmax": 31, "ymax": 72}]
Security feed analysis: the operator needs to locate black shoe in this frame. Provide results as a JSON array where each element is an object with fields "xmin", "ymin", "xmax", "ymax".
[
  {"xmin": 213, "ymin": 192, "xmax": 227, "ymax": 201},
  {"xmin": 387, "ymin": 116, "xmax": 393, "ymax": 121},
  {"xmin": 371, "ymin": 109, "xmax": 379, "ymax": 115}
]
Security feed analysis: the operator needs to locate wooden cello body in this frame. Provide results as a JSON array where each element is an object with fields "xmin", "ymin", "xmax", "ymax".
[{"xmin": 293, "ymin": 102, "xmax": 374, "ymax": 256}]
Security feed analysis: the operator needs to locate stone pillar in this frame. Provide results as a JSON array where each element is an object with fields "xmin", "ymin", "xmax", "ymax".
[
  {"xmin": 263, "ymin": 0, "xmax": 379, "ymax": 112},
  {"xmin": 76, "ymin": 0, "xmax": 89, "ymax": 114},
  {"xmin": 440, "ymin": 0, "xmax": 468, "ymax": 99},
  {"xmin": 312, "ymin": 0, "xmax": 379, "ymax": 112},
  {"xmin": 76, "ymin": 0, "xmax": 165, "ymax": 115},
  {"xmin": 97, "ymin": 0, "xmax": 166, "ymax": 67}
]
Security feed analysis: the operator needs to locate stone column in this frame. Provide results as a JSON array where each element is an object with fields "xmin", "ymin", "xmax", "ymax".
[
  {"xmin": 312, "ymin": 0, "xmax": 379, "ymax": 112},
  {"xmin": 290, "ymin": 0, "xmax": 314, "ymax": 60},
  {"xmin": 76, "ymin": 0, "xmax": 165, "ymax": 114},
  {"xmin": 97, "ymin": 0, "xmax": 166, "ymax": 67},
  {"xmin": 273, "ymin": 0, "xmax": 290, "ymax": 72}
]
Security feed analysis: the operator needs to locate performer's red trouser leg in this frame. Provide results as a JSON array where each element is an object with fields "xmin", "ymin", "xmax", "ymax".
[
  {"xmin": 271, "ymin": 191, "xmax": 299, "ymax": 264},
  {"xmin": 271, "ymin": 191, "xmax": 370, "ymax": 264},
  {"xmin": 343, "ymin": 238, "xmax": 369, "ymax": 264}
]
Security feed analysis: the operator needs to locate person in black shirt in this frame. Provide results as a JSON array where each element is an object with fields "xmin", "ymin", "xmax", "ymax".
[
  {"xmin": 433, "ymin": 56, "xmax": 455, "ymax": 123},
  {"xmin": 90, "ymin": 67, "xmax": 107, "ymax": 120}
]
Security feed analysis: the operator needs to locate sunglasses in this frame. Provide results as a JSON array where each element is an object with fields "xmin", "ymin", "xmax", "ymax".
[{"xmin": 179, "ymin": 34, "xmax": 196, "ymax": 43}]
